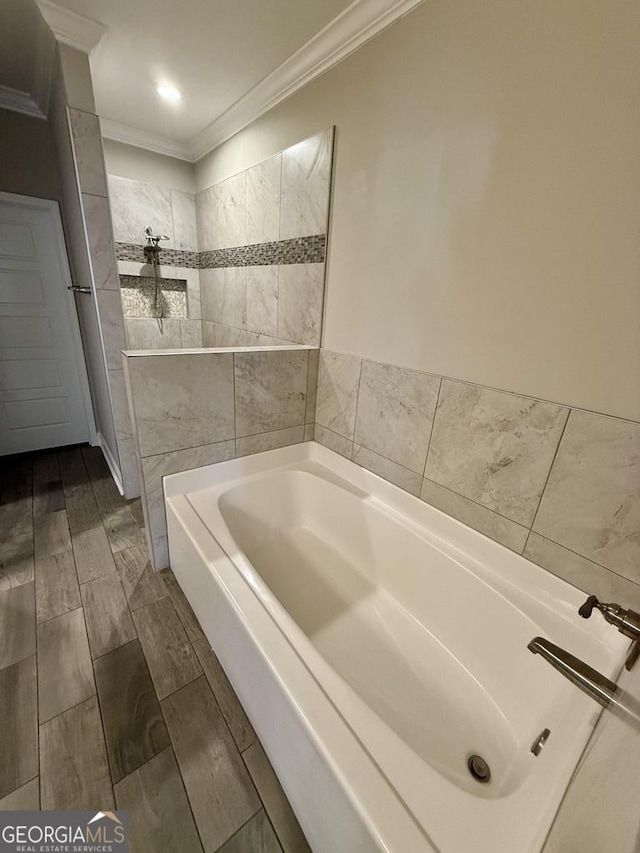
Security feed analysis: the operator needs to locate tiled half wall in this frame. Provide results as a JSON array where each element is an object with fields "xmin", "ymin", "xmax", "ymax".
[
  {"xmin": 123, "ymin": 347, "xmax": 319, "ymax": 569},
  {"xmin": 314, "ymin": 350, "xmax": 640, "ymax": 608}
]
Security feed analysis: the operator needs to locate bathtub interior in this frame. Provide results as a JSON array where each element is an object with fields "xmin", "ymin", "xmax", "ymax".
[{"xmin": 184, "ymin": 459, "xmax": 624, "ymax": 801}]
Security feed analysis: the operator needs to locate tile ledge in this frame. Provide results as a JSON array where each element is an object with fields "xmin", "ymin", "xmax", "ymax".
[{"xmin": 122, "ymin": 345, "xmax": 318, "ymax": 357}]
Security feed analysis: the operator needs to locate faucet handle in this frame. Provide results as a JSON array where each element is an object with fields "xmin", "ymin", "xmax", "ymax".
[{"xmin": 579, "ymin": 594, "xmax": 601, "ymax": 619}]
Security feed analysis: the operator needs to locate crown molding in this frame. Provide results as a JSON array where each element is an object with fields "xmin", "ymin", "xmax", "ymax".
[
  {"xmin": 100, "ymin": 118, "xmax": 192, "ymax": 162},
  {"xmin": 0, "ymin": 85, "xmax": 47, "ymax": 119},
  {"xmin": 188, "ymin": 0, "xmax": 425, "ymax": 161},
  {"xmin": 36, "ymin": 0, "xmax": 106, "ymax": 54}
]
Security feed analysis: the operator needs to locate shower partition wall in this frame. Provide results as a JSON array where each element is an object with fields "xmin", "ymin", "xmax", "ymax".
[{"xmin": 107, "ymin": 127, "xmax": 335, "ymax": 351}]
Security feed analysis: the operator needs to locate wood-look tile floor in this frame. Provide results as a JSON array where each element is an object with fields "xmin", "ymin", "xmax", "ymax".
[{"xmin": 0, "ymin": 445, "xmax": 311, "ymax": 853}]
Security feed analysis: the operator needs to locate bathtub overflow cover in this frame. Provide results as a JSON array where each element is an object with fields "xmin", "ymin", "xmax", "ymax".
[{"xmin": 467, "ymin": 754, "xmax": 491, "ymax": 783}]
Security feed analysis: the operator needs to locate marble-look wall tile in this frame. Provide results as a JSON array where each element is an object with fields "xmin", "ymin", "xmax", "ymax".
[
  {"xmin": 236, "ymin": 426, "xmax": 305, "ymax": 458},
  {"xmin": 200, "ymin": 267, "xmax": 246, "ymax": 329},
  {"xmin": 151, "ymin": 536, "xmax": 169, "ymax": 572},
  {"xmin": 246, "ymin": 266, "xmax": 278, "ymax": 337},
  {"xmin": 278, "ymin": 263, "xmax": 324, "ymax": 346},
  {"xmin": 355, "ymin": 361, "xmax": 440, "ymax": 474},
  {"xmin": 524, "ymin": 533, "xmax": 640, "ymax": 612},
  {"xmin": 128, "ymin": 353, "xmax": 235, "ymax": 456},
  {"xmin": 212, "ymin": 173, "xmax": 246, "ymax": 250},
  {"xmin": 246, "ymin": 155, "xmax": 281, "ymax": 246},
  {"xmin": 69, "ymin": 109, "xmax": 107, "ymax": 197},
  {"xmin": 304, "ymin": 424, "xmax": 315, "ymax": 441},
  {"xmin": 125, "ymin": 318, "xmax": 182, "ymax": 350},
  {"xmin": 196, "ymin": 186, "xmax": 216, "ymax": 253},
  {"xmin": 280, "ymin": 129, "xmax": 333, "ymax": 240},
  {"xmin": 96, "ymin": 290, "xmax": 127, "ymax": 370},
  {"xmin": 353, "ymin": 445, "xmax": 422, "ymax": 496},
  {"xmin": 108, "ymin": 176, "xmax": 174, "ymax": 248},
  {"xmin": 533, "ymin": 411, "xmax": 640, "ymax": 580},
  {"xmin": 180, "ymin": 320, "xmax": 202, "ymax": 348},
  {"xmin": 425, "ymin": 381, "xmax": 569, "ymax": 526},
  {"xmin": 314, "ymin": 423, "xmax": 353, "ymax": 460},
  {"xmin": 108, "ymin": 369, "xmax": 133, "ymax": 441},
  {"xmin": 183, "ymin": 269, "xmax": 201, "ymax": 320},
  {"xmin": 118, "ymin": 438, "xmax": 141, "ymax": 499},
  {"xmin": 305, "ymin": 349, "xmax": 319, "ymax": 424},
  {"xmin": 234, "ymin": 350, "xmax": 308, "ymax": 437},
  {"xmin": 82, "ymin": 195, "xmax": 119, "ymax": 289},
  {"xmin": 141, "ymin": 441, "xmax": 235, "ymax": 547},
  {"xmin": 420, "ymin": 478, "xmax": 530, "ymax": 553},
  {"xmin": 316, "ymin": 350, "xmax": 362, "ymax": 439},
  {"xmin": 170, "ymin": 191, "xmax": 198, "ymax": 251}
]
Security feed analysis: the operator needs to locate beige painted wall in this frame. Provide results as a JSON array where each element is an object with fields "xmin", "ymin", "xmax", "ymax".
[
  {"xmin": 103, "ymin": 139, "xmax": 196, "ymax": 194},
  {"xmin": 195, "ymin": 0, "xmax": 640, "ymax": 422}
]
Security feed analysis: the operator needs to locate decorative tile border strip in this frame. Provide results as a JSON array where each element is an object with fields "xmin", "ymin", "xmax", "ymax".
[
  {"xmin": 114, "ymin": 234, "xmax": 325, "ymax": 270},
  {"xmin": 200, "ymin": 234, "xmax": 326, "ymax": 268},
  {"xmin": 115, "ymin": 244, "xmax": 200, "ymax": 268}
]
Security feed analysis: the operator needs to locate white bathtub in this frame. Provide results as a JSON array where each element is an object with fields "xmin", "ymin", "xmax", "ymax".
[{"xmin": 165, "ymin": 442, "xmax": 627, "ymax": 853}]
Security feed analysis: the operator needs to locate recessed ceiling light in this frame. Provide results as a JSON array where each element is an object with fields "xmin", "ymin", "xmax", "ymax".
[{"xmin": 156, "ymin": 84, "xmax": 182, "ymax": 102}]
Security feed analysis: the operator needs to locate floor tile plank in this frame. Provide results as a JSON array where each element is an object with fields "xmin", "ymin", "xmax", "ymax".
[
  {"xmin": 34, "ymin": 509, "xmax": 71, "ymax": 560},
  {"xmin": 115, "ymin": 544, "xmax": 167, "ymax": 611},
  {"xmin": 162, "ymin": 676, "xmax": 260, "ymax": 852},
  {"xmin": 35, "ymin": 551, "xmax": 81, "ymax": 623},
  {"xmin": 95, "ymin": 639, "xmax": 170, "ymax": 782},
  {"xmin": 218, "ymin": 810, "xmax": 283, "ymax": 853},
  {"xmin": 82, "ymin": 446, "xmax": 124, "ymax": 515},
  {"xmin": 131, "ymin": 597, "xmax": 201, "ymax": 700},
  {"xmin": 59, "ymin": 447, "xmax": 101, "ymax": 535},
  {"xmin": 0, "ymin": 777, "xmax": 39, "ymax": 810},
  {"xmin": 0, "ymin": 657, "xmax": 38, "ymax": 799},
  {"xmin": 243, "ymin": 743, "xmax": 311, "ymax": 853},
  {"xmin": 72, "ymin": 526, "xmax": 117, "ymax": 584},
  {"xmin": 114, "ymin": 748, "xmax": 203, "ymax": 853},
  {"xmin": 40, "ymin": 695, "xmax": 114, "ymax": 810},
  {"xmin": 37, "ymin": 607, "xmax": 95, "ymax": 723},
  {"xmin": 0, "ymin": 501, "xmax": 34, "ymax": 592},
  {"xmin": 193, "ymin": 639, "xmax": 256, "ymax": 752},
  {"xmin": 162, "ymin": 571, "xmax": 206, "ymax": 643},
  {"xmin": 81, "ymin": 573, "xmax": 137, "ymax": 659},
  {"xmin": 0, "ymin": 583, "xmax": 36, "ymax": 670},
  {"xmin": 103, "ymin": 506, "xmax": 146, "ymax": 553},
  {"xmin": 32, "ymin": 453, "xmax": 65, "ymax": 516}
]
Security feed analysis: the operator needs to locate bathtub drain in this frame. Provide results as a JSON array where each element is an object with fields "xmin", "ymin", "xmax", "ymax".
[{"xmin": 467, "ymin": 754, "xmax": 491, "ymax": 783}]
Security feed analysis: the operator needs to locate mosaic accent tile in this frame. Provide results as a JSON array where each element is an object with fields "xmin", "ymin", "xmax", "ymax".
[
  {"xmin": 200, "ymin": 235, "xmax": 326, "ymax": 269},
  {"xmin": 119, "ymin": 276, "xmax": 187, "ymax": 319},
  {"xmin": 114, "ymin": 235, "xmax": 325, "ymax": 270},
  {"xmin": 115, "ymin": 244, "xmax": 200, "ymax": 269}
]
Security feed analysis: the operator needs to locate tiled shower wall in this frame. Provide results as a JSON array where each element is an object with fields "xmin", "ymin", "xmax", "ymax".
[
  {"xmin": 67, "ymin": 109, "xmax": 139, "ymax": 497},
  {"xmin": 123, "ymin": 348, "xmax": 318, "ymax": 569},
  {"xmin": 108, "ymin": 176, "xmax": 203, "ymax": 349},
  {"xmin": 197, "ymin": 128, "xmax": 333, "ymax": 348},
  {"xmin": 314, "ymin": 350, "xmax": 640, "ymax": 608}
]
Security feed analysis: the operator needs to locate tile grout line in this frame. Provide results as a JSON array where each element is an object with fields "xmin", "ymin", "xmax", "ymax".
[
  {"xmin": 527, "ymin": 408, "xmax": 573, "ymax": 540},
  {"xmin": 421, "ymin": 377, "xmax": 443, "ymax": 480}
]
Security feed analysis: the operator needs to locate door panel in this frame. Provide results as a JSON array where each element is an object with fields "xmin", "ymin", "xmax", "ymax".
[{"xmin": 0, "ymin": 195, "xmax": 91, "ymax": 454}]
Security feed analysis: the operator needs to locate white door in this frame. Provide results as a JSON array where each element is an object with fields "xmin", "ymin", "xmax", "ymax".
[{"xmin": 0, "ymin": 192, "xmax": 94, "ymax": 455}]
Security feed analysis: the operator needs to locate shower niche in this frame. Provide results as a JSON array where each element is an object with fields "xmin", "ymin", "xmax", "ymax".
[
  {"xmin": 119, "ymin": 274, "xmax": 198, "ymax": 350},
  {"xmin": 108, "ymin": 127, "xmax": 334, "ymax": 352}
]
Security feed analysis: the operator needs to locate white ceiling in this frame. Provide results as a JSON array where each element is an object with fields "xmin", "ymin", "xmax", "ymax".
[{"xmin": 47, "ymin": 0, "xmax": 354, "ymax": 145}]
